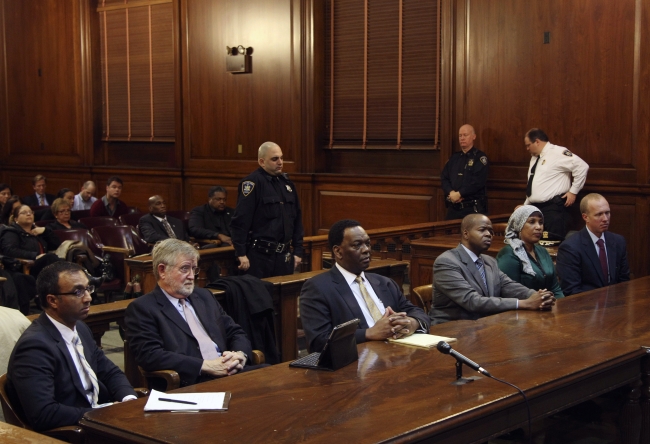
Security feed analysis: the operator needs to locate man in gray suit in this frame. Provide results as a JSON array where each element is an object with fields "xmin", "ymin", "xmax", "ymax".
[{"xmin": 430, "ymin": 214, "xmax": 555, "ymax": 324}]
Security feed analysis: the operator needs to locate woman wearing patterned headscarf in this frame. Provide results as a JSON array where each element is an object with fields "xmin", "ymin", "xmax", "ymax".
[{"xmin": 496, "ymin": 205, "xmax": 563, "ymax": 298}]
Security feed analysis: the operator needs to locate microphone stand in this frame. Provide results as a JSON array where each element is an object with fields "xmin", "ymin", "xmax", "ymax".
[{"xmin": 452, "ymin": 359, "xmax": 482, "ymax": 386}]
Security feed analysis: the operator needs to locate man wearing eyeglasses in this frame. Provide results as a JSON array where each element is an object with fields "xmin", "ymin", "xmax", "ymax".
[
  {"xmin": 523, "ymin": 128, "xmax": 589, "ymax": 241},
  {"xmin": 6, "ymin": 261, "xmax": 136, "ymax": 432},
  {"xmin": 125, "ymin": 238, "xmax": 253, "ymax": 387}
]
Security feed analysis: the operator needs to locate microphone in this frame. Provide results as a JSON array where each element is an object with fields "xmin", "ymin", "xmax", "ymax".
[{"xmin": 436, "ymin": 341, "xmax": 491, "ymax": 377}]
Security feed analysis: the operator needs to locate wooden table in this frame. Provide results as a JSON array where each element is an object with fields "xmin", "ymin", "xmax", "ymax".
[
  {"xmin": 79, "ymin": 277, "xmax": 650, "ymax": 443},
  {"xmin": 0, "ymin": 422, "xmax": 64, "ymax": 443},
  {"xmin": 409, "ymin": 235, "xmax": 558, "ymax": 289}
]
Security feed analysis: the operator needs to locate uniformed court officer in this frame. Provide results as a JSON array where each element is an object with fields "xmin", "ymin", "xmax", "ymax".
[
  {"xmin": 441, "ymin": 124, "xmax": 489, "ymax": 220},
  {"xmin": 229, "ymin": 142, "xmax": 304, "ymax": 278},
  {"xmin": 523, "ymin": 128, "xmax": 589, "ymax": 241}
]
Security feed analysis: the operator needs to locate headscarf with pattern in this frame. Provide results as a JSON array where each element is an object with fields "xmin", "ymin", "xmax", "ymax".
[{"xmin": 504, "ymin": 205, "xmax": 543, "ymax": 276}]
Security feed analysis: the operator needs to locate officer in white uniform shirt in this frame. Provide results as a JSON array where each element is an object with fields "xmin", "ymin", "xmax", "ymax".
[{"xmin": 523, "ymin": 128, "xmax": 589, "ymax": 241}]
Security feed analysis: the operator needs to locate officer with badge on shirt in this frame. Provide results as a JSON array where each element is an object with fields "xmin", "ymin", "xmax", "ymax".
[
  {"xmin": 523, "ymin": 128, "xmax": 589, "ymax": 242},
  {"xmin": 441, "ymin": 124, "xmax": 489, "ymax": 220},
  {"xmin": 230, "ymin": 141, "xmax": 304, "ymax": 278}
]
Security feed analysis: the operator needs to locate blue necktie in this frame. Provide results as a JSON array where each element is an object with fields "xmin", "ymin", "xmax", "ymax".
[{"xmin": 475, "ymin": 258, "xmax": 487, "ymax": 288}]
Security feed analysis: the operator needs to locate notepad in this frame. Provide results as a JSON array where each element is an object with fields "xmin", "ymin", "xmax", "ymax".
[
  {"xmin": 388, "ymin": 334, "xmax": 457, "ymax": 349},
  {"xmin": 144, "ymin": 389, "xmax": 231, "ymax": 412}
]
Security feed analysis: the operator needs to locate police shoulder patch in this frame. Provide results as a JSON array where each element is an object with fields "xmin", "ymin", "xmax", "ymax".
[
  {"xmin": 242, "ymin": 181, "xmax": 255, "ymax": 197},
  {"xmin": 563, "ymin": 150, "xmax": 573, "ymax": 157},
  {"xmin": 480, "ymin": 156, "xmax": 488, "ymax": 165}
]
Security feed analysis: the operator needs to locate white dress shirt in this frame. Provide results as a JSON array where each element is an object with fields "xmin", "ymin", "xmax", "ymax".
[
  {"xmin": 46, "ymin": 314, "xmax": 136, "ymax": 404},
  {"xmin": 335, "ymin": 263, "xmax": 386, "ymax": 327},
  {"xmin": 524, "ymin": 142, "xmax": 589, "ymax": 204}
]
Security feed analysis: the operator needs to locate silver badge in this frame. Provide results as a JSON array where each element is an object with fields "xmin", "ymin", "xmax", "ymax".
[{"xmin": 285, "ymin": 185, "xmax": 292, "ymax": 192}]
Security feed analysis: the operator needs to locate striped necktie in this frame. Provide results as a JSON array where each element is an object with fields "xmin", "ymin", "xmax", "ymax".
[
  {"xmin": 475, "ymin": 258, "xmax": 487, "ymax": 288},
  {"xmin": 72, "ymin": 332, "xmax": 99, "ymax": 407}
]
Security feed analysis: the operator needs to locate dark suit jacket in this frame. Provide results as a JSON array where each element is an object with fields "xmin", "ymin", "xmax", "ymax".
[
  {"xmin": 430, "ymin": 245, "xmax": 536, "ymax": 325},
  {"xmin": 138, "ymin": 213, "xmax": 188, "ymax": 243},
  {"xmin": 23, "ymin": 193, "xmax": 55, "ymax": 207},
  {"xmin": 556, "ymin": 227, "xmax": 630, "ymax": 296},
  {"xmin": 6, "ymin": 313, "xmax": 135, "ymax": 431},
  {"xmin": 300, "ymin": 265, "xmax": 430, "ymax": 353},
  {"xmin": 124, "ymin": 286, "xmax": 253, "ymax": 387},
  {"xmin": 188, "ymin": 204, "xmax": 233, "ymax": 240}
]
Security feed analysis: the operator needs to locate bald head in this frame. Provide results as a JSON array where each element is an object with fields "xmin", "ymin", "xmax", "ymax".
[
  {"xmin": 148, "ymin": 195, "xmax": 167, "ymax": 217},
  {"xmin": 460, "ymin": 214, "xmax": 494, "ymax": 255},
  {"xmin": 458, "ymin": 124, "xmax": 476, "ymax": 152},
  {"xmin": 258, "ymin": 141, "xmax": 284, "ymax": 176},
  {"xmin": 258, "ymin": 141, "xmax": 281, "ymax": 160}
]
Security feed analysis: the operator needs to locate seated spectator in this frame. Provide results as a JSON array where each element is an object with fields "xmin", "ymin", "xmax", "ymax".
[
  {"xmin": 6, "ymin": 262, "xmax": 136, "ymax": 431},
  {"xmin": 22, "ymin": 174, "xmax": 55, "ymax": 207},
  {"xmin": 300, "ymin": 219, "xmax": 429, "ymax": 353},
  {"xmin": 47, "ymin": 198, "xmax": 87, "ymax": 230},
  {"xmin": 89, "ymin": 176, "xmax": 129, "ymax": 218},
  {"xmin": 0, "ymin": 205, "xmax": 62, "ymax": 279},
  {"xmin": 39, "ymin": 188, "xmax": 76, "ymax": 221},
  {"xmin": 125, "ymin": 239, "xmax": 255, "ymax": 387},
  {"xmin": 556, "ymin": 193, "xmax": 630, "ymax": 295},
  {"xmin": 189, "ymin": 186, "xmax": 233, "ymax": 245},
  {"xmin": 0, "ymin": 184, "xmax": 13, "ymax": 217},
  {"xmin": 429, "ymin": 214, "xmax": 555, "ymax": 325},
  {"xmin": 72, "ymin": 181, "xmax": 97, "ymax": 211},
  {"xmin": 496, "ymin": 205, "xmax": 563, "ymax": 298},
  {"xmin": 0, "ymin": 196, "xmax": 22, "ymax": 226},
  {"xmin": 0, "ymin": 306, "xmax": 30, "ymax": 375},
  {"xmin": 139, "ymin": 195, "xmax": 189, "ymax": 243}
]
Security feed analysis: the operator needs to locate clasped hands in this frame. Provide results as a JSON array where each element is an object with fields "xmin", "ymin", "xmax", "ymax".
[
  {"xmin": 201, "ymin": 351, "xmax": 247, "ymax": 377},
  {"xmin": 365, "ymin": 306, "xmax": 416, "ymax": 341},
  {"xmin": 520, "ymin": 289, "xmax": 556, "ymax": 311}
]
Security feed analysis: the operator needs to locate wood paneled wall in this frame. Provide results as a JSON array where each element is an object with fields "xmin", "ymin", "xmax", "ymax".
[{"xmin": 1, "ymin": 0, "xmax": 650, "ymax": 278}]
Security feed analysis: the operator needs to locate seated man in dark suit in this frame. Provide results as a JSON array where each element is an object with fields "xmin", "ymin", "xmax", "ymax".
[
  {"xmin": 188, "ymin": 186, "xmax": 233, "ymax": 245},
  {"xmin": 6, "ymin": 262, "xmax": 136, "ymax": 432},
  {"xmin": 430, "ymin": 214, "xmax": 555, "ymax": 325},
  {"xmin": 125, "ymin": 239, "xmax": 254, "ymax": 387},
  {"xmin": 22, "ymin": 174, "xmax": 56, "ymax": 207},
  {"xmin": 139, "ymin": 195, "xmax": 189, "ymax": 243},
  {"xmin": 556, "ymin": 193, "xmax": 630, "ymax": 296},
  {"xmin": 300, "ymin": 219, "xmax": 430, "ymax": 353}
]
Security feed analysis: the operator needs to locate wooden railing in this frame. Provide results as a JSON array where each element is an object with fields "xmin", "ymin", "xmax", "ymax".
[{"xmin": 301, "ymin": 214, "xmax": 511, "ymax": 271}]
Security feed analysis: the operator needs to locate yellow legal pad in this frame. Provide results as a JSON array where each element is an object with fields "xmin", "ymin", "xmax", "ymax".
[{"xmin": 388, "ymin": 334, "xmax": 457, "ymax": 349}]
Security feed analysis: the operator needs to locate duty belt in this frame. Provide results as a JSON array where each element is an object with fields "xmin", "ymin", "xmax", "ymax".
[
  {"xmin": 449, "ymin": 198, "xmax": 485, "ymax": 210},
  {"xmin": 250, "ymin": 239, "xmax": 291, "ymax": 254}
]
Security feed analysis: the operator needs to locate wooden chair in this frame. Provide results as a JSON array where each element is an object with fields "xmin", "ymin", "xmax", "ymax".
[
  {"xmin": 34, "ymin": 219, "xmax": 54, "ymax": 228},
  {"xmin": 411, "ymin": 284, "xmax": 433, "ymax": 313},
  {"xmin": 0, "ymin": 373, "xmax": 85, "ymax": 443},
  {"xmin": 118, "ymin": 213, "xmax": 144, "ymax": 230},
  {"xmin": 70, "ymin": 209, "xmax": 91, "ymax": 220},
  {"xmin": 124, "ymin": 339, "xmax": 265, "ymax": 391},
  {"xmin": 53, "ymin": 229, "xmax": 124, "ymax": 301},
  {"xmin": 78, "ymin": 216, "xmax": 118, "ymax": 230}
]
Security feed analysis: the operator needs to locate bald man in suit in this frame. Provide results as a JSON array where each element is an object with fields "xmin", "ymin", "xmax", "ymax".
[{"xmin": 430, "ymin": 214, "xmax": 555, "ymax": 325}]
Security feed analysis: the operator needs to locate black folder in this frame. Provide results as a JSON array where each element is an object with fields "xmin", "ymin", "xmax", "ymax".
[{"xmin": 289, "ymin": 318, "xmax": 360, "ymax": 371}]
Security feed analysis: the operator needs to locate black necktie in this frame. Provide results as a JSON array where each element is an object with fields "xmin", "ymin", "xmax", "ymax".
[{"xmin": 526, "ymin": 156, "xmax": 540, "ymax": 197}]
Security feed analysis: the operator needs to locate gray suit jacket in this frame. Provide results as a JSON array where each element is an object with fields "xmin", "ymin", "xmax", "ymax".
[{"xmin": 430, "ymin": 245, "xmax": 535, "ymax": 325}]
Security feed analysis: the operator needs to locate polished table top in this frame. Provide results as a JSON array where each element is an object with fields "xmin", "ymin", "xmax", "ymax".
[{"xmin": 80, "ymin": 277, "xmax": 650, "ymax": 443}]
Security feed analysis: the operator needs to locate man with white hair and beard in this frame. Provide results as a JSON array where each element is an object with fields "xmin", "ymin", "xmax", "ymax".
[{"xmin": 125, "ymin": 239, "xmax": 253, "ymax": 387}]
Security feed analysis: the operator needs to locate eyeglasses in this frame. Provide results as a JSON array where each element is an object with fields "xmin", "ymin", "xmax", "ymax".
[
  {"xmin": 176, "ymin": 265, "xmax": 200, "ymax": 276},
  {"xmin": 54, "ymin": 285, "xmax": 95, "ymax": 298},
  {"xmin": 18, "ymin": 210, "xmax": 34, "ymax": 216},
  {"xmin": 57, "ymin": 209, "xmax": 71, "ymax": 214}
]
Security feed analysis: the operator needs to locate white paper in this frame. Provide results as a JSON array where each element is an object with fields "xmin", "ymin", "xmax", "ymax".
[{"xmin": 144, "ymin": 389, "xmax": 227, "ymax": 411}]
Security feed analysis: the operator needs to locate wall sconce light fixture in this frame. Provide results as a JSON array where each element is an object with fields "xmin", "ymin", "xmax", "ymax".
[{"xmin": 226, "ymin": 45, "xmax": 253, "ymax": 74}]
